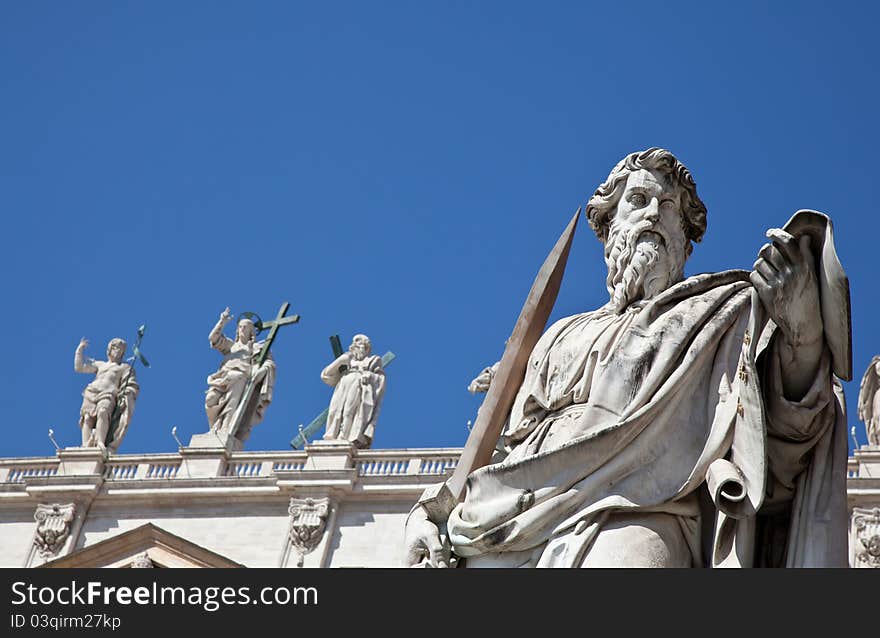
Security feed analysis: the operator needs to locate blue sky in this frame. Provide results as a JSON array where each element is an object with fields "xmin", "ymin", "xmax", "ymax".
[{"xmin": 1, "ymin": 1, "xmax": 877, "ymax": 458}]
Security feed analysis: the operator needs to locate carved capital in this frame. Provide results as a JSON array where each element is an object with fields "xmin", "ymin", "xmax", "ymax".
[
  {"xmin": 853, "ymin": 507, "xmax": 880, "ymax": 568},
  {"xmin": 33, "ymin": 503, "xmax": 76, "ymax": 558},
  {"xmin": 287, "ymin": 497, "xmax": 330, "ymax": 567}
]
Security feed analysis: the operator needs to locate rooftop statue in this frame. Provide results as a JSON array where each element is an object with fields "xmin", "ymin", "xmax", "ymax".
[
  {"xmin": 321, "ymin": 334, "xmax": 386, "ymax": 449},
  {"xmin": 205, "ymin": 308, "xmax": 276, "ymax": 444},
  {"xmin": 204, "ymin": 303, "xmax": 299, "ymax": 448},
  {"xmin": 858, "ymin": 356, "xmax": 880, "ymax": 446},
  {"xmin": 74, "ymin": 337, "xmax": 140, "ymax": 452}
]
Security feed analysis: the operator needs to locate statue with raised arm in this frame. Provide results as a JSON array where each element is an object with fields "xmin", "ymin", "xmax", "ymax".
[
  {"xmin": 858, "ymin": 356, "xmax": 880, "ymax": 446},
  {"xmin": 405, "ymin": 148, "xmax": 851, "ymax": 568},
  {"xmin": 205, "ymin": 307, "xmax": 276, "ymax": 443},
  {"xmin": 321, "ymin": 334, "xmax": 385, "ymax": 449},
  {"xmin": 74, "ymin": 337, "xmax": 139, "ymax": 452}
]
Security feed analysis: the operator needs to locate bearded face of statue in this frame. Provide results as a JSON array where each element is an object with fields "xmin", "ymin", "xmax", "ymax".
[
  {"xmin": 604, "ymin": 168, "xmax": 690, "ymax": 312},
  {"xmin": 350, "ymin": 336, "xmax": 371, "ymax": 361}
]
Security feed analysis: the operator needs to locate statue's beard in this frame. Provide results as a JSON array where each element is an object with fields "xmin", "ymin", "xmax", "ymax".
[
  {"xmin": 605, "ymin": 220, "xmax": 683, "ymax": 313},
  {"xmin": 351, "ymin": 348, "xmax": 367, "ymax": 361}
]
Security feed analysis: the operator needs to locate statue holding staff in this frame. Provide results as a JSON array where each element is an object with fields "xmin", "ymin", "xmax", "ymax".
[{"xmin": 74, "ymin": 335, "xmax": 141, "ymax": 452}]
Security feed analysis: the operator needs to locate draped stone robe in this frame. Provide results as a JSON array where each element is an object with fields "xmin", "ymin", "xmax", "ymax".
[
  {"xmin": 321, "ymin": 354, "xmax": 386, "ymax": 448},
  {"xmin": 446, "ymin": 270, "xmax": 848, "ymax": 567},
  {"xmin": 206, "ymin": 334, "xmax": 276, "ymax": 442}
]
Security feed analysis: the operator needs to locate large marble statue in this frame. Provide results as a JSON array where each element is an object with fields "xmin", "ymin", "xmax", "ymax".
[
  {"xmin": 321, "ymin": 334, "xmax": 385, "ymax": 448},
  {"xmin": 205, "ymin": 307, "xmax": 276, "ymax": 443},
  {"xmin": 858, "ymin": 356, "xmax": 880, "ymax": 446},
  {"xmin": 74, "ymin": 337, "xmax": 139, "ymax": 452},
  {"xmin": 405, "ymin": 148, "xmax": 850, "ymax": 568}
]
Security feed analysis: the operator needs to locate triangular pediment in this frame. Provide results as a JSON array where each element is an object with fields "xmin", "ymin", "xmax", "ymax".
[{"xmin": 40, "ymin": 523, "xmax": 244, "ymax": 568}]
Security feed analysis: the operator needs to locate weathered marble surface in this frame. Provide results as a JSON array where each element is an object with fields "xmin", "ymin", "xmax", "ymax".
[{"xmin": 405, "ymin": 148, "xmax": 850, "ymax": 568}]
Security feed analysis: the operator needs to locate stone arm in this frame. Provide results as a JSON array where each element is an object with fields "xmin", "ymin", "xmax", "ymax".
[
  {"xmin": 760, "ymin": 331, "xmax": 835, "ymax": 495},
  {"xmin": 774, "ymin": 325, "xmax": 824, "ymax": 403},
  {"xmin": 746, "ymin": 213, "xmax": 851, "ymax": 566},
  {"xmin": 320, "ymin": 354, "xmax": 350, "ymax": 388},
  {"xmin": 468, "ymin": 361, "xmax": 500, "ymax": 394},
  {"xmin": 208, "ymin": 317, "xmax": 234, "ymax": 355},
  {"xmin": 751, "ymin": 229, "xmax": 825, "ymax": 402},
  {"xmin": 403, "ymin": 498, "xmax": 452, "ymax": 568},
  {"xmin": 74, "ymin": 341, "xmax": 97, "ymax": 375},
  {"xmin": 750, "ymin": 219, "xmax": 849, "ymax": 494}
]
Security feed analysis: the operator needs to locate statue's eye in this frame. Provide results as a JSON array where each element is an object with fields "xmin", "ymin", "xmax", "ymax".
[{"xmin": 630, "ymin": 193, "xmax": 647, "ymax": 208}]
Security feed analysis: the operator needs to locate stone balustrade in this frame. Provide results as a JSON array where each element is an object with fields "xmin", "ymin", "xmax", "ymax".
[
  {"xmin": 144, "ymin": 462, "xmax": 181, "ymax": 479},
  {"xmin": 99, "ymin": 454, "xmax": 184, "ymax": 481},
  {"xmin": 5, "ymin": 446, "xmax": 873, "ymax": 489},
  {"xmin": 0, "ymin": 446, "xmax": 463, "ymax": 486},
  {"xmin": 357, "ymin": 457, "xmax": 410, "ymax": 476},
  {"xmin": 0, "ymin": 461, "xmax": 60, "ymax": 484},
  {"xmin": 419, "ymin": 456, "xmax": 459, "ymax": 475}
]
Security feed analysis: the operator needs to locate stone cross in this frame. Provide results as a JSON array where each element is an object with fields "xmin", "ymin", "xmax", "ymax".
[{"xmin": 226, "ymin": 301, "xmax": 300, "ymax": 441}]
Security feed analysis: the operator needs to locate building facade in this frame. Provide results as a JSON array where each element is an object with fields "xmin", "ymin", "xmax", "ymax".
[{"xmin": 2, "ymin": 441, "xmax": 878, "ymax": 568}]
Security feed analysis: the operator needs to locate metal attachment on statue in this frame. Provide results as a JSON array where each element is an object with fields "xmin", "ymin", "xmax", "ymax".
[{"xmin": 106, "ymin": 324, "xmax": 150, "ymax": 448}]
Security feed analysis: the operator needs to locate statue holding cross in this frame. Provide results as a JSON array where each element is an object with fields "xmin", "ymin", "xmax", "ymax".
[
  {"xmin": 320, "ymin": 333, "xmax": 387, "ymax": 449},
  {"xmin": 289, "ymin": 335, "xmax": 396, "ymax": 450},
  {"xmin": 204, "ymin": 302, "xmax": 299, "ymax": 446}
]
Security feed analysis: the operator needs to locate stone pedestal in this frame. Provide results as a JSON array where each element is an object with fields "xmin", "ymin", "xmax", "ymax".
[
  {"xmin": 187, "ymin": 431, "xmax": 243, "ymax": 452},
  {"xmin": 303, "ymin": 440, "xmax": 355, "ymax": 470},
  {"xmin": 178, "ymin": 431, "xmax": 242, "ymax": 478},
  {"xmin": 852, "ymin": 445, "xmax": 880, "ymax": 481},
  {"xmin": 857, "ymin": 446, "xmax": 880, "ymax": 465},
  {"xmin": 57, "ymin": 447, "xmax": 106, "ymax": 476}
]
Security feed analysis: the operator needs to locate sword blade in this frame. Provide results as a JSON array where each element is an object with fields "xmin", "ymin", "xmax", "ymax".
[{"xmin": 446, "ymin": 209, "xmax": 580, "ymax": 500}]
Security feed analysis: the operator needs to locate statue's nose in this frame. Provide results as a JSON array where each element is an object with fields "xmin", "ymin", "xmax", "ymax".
[{"xmin": 643, "ymin": 199, "xmax": 660, "ymax": 224}]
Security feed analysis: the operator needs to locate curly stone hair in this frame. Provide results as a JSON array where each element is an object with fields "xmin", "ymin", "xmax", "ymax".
[{"xmin": 585, "ymin": 148, "xmax": 707, "ymax": 245}]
